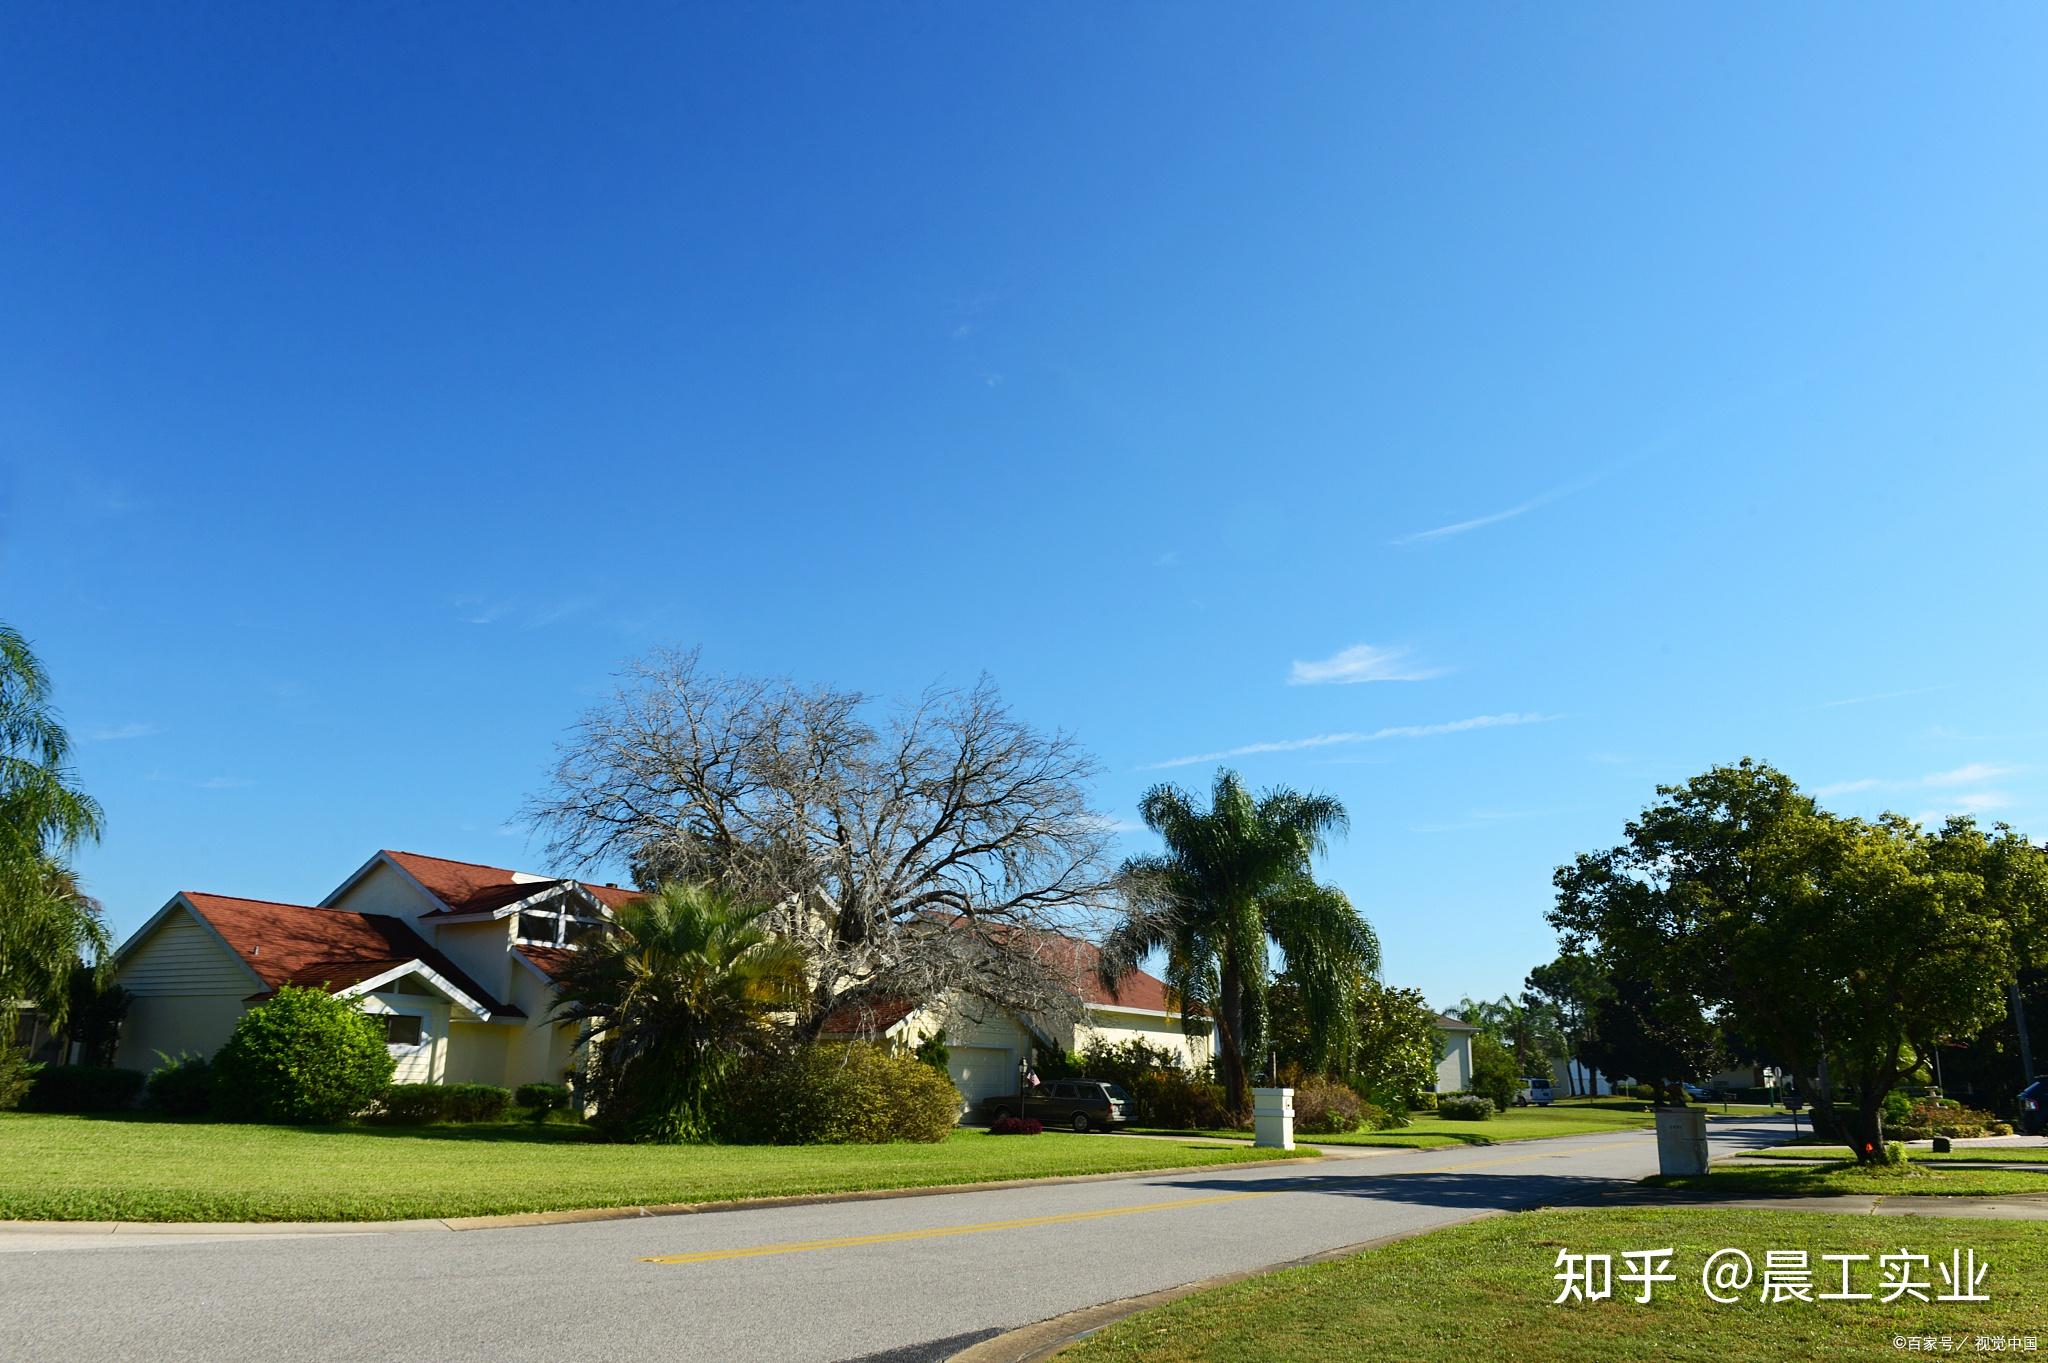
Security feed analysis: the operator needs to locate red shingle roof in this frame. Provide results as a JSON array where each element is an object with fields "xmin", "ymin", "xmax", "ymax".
[
  {"xmin": 178, "ymin": 892, "xmax": 522, "ymax": 1018},
  {"xmin": 515, "ymin": 944, "xmax": 577, "ymax": 981},
  {"xmin": 817, "ymin": 996, "xmax": 919, "ymax": 1036},
  {"xmin": 382, "ymin": 850, "xmax": 642, "ymax": 917}
]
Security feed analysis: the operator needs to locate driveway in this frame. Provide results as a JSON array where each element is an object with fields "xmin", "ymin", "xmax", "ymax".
[{"xmin": 0, "ymin": 1116, "xmax": 1797, "ymax": 1363}]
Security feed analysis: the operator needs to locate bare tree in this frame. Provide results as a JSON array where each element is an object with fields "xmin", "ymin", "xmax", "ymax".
[{"xmin": 529, "ymin": 649, "xmax": 1115, "ymax": 1039}]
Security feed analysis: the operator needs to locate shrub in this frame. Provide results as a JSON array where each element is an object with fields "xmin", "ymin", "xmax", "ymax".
[
  {"xmin": 723, "ymin": 1042, "xmax": 960, "ymax": 1145},
  {"xmin": 375, "ymin": 1084, "xmax": 450, "ymax": 1124},
  {"xmin": 1882, "ymin": 1140, "xmax": 1907, "ymax": 1167},
  {"xmin": 1629, "ymin": 1083, "xmax": 1658, "ymax": 1103},
  {"xmin": 1882, "ymin": 1090, "xmax": 1913, "ymax": 1128},
  {"xmin": 444, "ymin": 1084, "xmax": 511, "ymax": 1122},
  {"xmin": 1133, "ymin": 1068, "xmax": 1236, "ymax": 1130},
  {"xmin": 146, "ymin": 1053, "xmax": 215, "ymax": 1117},
  {"xmin": 0, "ymin": 1042, "xmax": 34, "ymax": 1111},
  {"xmin": 1439, "ymin": 1094, "xmax": 1495, "ymax": 1121},
  {"xmin": 1075, "ymin": 1038, "xmax": 1185, "ymax": 1099},
  {"xmin": 210, "ymin": 986, "xmax": 395, "ymax": 1124},
  {"xmin": 1356, "ymin": 1099, "xmax": 1391, "ymax": 1131},
  {"xmin": 989, "ymin": 1115, "xmax": 1043, "ymax": 1135},
  {"xmin": 913, "ymin": 1029, "xmax": 951, "ymax": 1074},
  {"xmin": 515, "ymin": 1082, "xmax": 572, "ymax": 1113},
  {"xmin": 22, "ymin": 1064, "xmax": 146, "ymax": 1112},
  {"xmin": 1467, "ymin": 1033, "xmax": 1520, "ymax": 1110},
  {"xmin": 1293, "ymin": 1076, "xmax": 1363, "ymax": 1135},
  {"xmin": 373, "ymin": 1083, "xmax": 512, "ymax": 1124},
  {"xmin": 1412, "ymin": 1090, "xmax": 1438, "ymax": 1112}
]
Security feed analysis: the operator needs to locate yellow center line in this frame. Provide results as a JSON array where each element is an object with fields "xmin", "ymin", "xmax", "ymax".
[
  {"xmin": 1394, "ymin": 1149, "xmax": 1578, "ymax": 1176},
  {"xmin": 640, "ymin": 1190, "xmax": 1275, "ymax": 1265}
]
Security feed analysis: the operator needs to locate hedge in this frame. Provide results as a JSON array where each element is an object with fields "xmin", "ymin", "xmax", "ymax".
[
  {"xmin": 723, "ymin": 1042, "xmax": 960, "ymax": 1144},
  {"xmin": 21, "ymin": 1064, "xmax": 147, "ymax": 1112},
  {"xmin": 374, "ymin": 1083, "xmax": 513, "ymax": 1124}
]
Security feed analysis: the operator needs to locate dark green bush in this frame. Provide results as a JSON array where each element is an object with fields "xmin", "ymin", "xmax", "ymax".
[
  {"xmin": 0, "ymin": 1042, "xmax": 37, "ymax": 1111},
  {"xmin": 1439, "ymin": 1093, "xmax": 1495, "ymax": 1121},
  {"xmin": 374, "ymin": 1084, "xmax": 452, "ymax": 1124},
  {"xmin": 22, "ymin": 1064, "xmax": 146, "ymax": 1112},
  {"xmin": 210, "ymin": 986, "xmax": 395, "ymax": 1124},
  {"xmin": 1412, "ymin": 1090, "xmax": 1438, "ymax": 1112},
  {"xmin": 443, "ymin": 1083, "xmax": 511, "ymax": 1122},
  {"xmin": 1132, "ymin": 1068, "xmax": 1235, "ymax": 1129},
  {"xmin": 1629, "ymin": 1083, "xmax": 1658, "ymax": 1103},
  {"xmin": 1357, "ymin": 1099, "xmax": 1391, "ymax": 1130},
  {"xmin": 371, "ymin": 1083, "xmax": 511, "ymax": 1124},
  {"xmin": 1293, "ymin": 1076, "xmax": 1363, "ymax": 1134},
  {"xmin": 723, "ymin": 1042, "xmax": 960, "ymax": 1144},
  {"xmin": 146, "ymin": 1053, "xmax": 215, "ymax": 1116},
  {"xmin": 515, "ymin": 1082, "xmax": 572, "ymax": 1113}
]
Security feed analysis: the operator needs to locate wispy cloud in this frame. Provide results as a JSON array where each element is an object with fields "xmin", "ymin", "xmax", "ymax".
[
  {"xmin": 1821, "ymin": 684, "xmax": 1952, "ymax": 709},
  {"xmin": 454, "ymin": 594, "xmax": 598, "ymax": 629},
  {"xmin": 195, "ymin": 776, "xmax": 254, "ymax": 790},
  {"xmin": 1391, "ymin": 470, "xmax": 1605, "ymax": 546},
  {"xmin": 1143, "ymin": 712, "xmax": 1560, "ymax": 771},
  {"xmin": 1083, "ymin": 814, "xmax": 1149, "ymax": 835},
  {"xmin": 1288, "ymin": 643, "xmax": 1444, "ymax": 687},
  {"xmin": 86, "ymin": 721, "xmax": 161, "ymax": 742},
  {"xmin": 1923, "ymin": 762, "xmax": 2016, "ymax": 788},
  {"xmin": 1154, "ymin": 550, "xmax": 1182, "ymax": 570},
  {"xmin": 1914, "ymin": 792, "xmax": 2012, "ymax": 824}
]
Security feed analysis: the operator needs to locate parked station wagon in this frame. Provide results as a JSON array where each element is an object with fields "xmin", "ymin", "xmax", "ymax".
[{"xmin": 989, "ymin": 1078, "xmax": 1134, "ymax": 1132}]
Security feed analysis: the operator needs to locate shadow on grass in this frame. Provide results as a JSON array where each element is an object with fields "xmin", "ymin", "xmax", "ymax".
[{"xmin": 26, "ymin": 1110, "xmax": 611, "ymax": 1144}]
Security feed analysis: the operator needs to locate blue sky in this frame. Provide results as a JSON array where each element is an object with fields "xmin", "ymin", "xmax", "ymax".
[{"xmin": 7, "ymin": 5, "xmax": 2048, "ymax": 1009}]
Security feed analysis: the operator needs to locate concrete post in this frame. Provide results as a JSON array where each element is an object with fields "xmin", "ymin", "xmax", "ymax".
[
  {"xmin": 1252, "ymin": 1086, "xmax": 1295, "ymax": 1150},
  {"xmin": 1654, "ymin": 1106, "xmax": 1709, "ymax": 1175}
]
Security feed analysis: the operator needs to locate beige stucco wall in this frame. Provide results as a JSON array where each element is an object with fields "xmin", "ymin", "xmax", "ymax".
[
  {"xmin": 424, "ymin": 917, "xmax": 518, "ymax": 1008},
  {"xmin": 1075, "ymin": 1008, "xmax": 1211, "ymax": 1068},
  {"xmin": 328, "ymin": 858, "xmax": 445, "ymax": 923},
  {"xmin": 505, "ymin": 961, "xmax": 581, "ymax": 1087},
  {"xmin": 356, "ymin": 988, "xmax": 452, "ymax": 1084},
  {"xmin": 1434, "ymin": 1030, "xmax": 1474, "ymax": 1093},
  {"xmin": 112, "ymin": 904, "xmax": 264, "ymax": 1072}
]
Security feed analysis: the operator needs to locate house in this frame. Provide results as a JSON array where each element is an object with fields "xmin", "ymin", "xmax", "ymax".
[
  {"xmin": 112, "ymin": 850, "xmax": 641, "ymax": 1088},
  {"xmin": 817, "ymin": 933, "xmax": 1209, "ymax": 1117},
  {"xmin": 109, "ymin": 849, "xmax": 1213, "ymax": 1105},
  {"xmin": 1432, "ymin": 1012, "xmax": 1479, "ymax": 1093}
]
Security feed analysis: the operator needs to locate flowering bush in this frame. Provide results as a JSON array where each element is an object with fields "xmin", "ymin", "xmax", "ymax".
[{"xmin": 989, "ymin": 1115, "xmax": 1043, "ymax": 1135}]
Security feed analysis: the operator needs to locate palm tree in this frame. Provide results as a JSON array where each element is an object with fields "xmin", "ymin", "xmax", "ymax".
[
  {"xmin": 1101, "ymin": 769, "xmax": 1378, "ymax": 1113},
  {"xmin": 0, "ymin": 624, "xmax": 107, "ymax": 1020},
  {"xmin": 550, "ymin": 881, "xmax": 808, "ymax": 1143}
]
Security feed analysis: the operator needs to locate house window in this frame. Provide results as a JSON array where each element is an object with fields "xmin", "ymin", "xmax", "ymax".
[
  {"xmin": 382, "ymin": 1014, "xmax": 423, "ymax": 1047},
  {"xmin": 513, "ymin": 894, "xmax": 609, "ymax": 949}
]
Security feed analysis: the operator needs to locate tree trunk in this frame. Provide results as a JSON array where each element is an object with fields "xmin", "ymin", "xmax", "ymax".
[
  {"xmin": 1853, "ymin": 1091, "xmax": 1887, "ymax": 1164},
  {"xmin": 1217, "ymin": 956, "xmax": 1247, "ymax": 1116}
]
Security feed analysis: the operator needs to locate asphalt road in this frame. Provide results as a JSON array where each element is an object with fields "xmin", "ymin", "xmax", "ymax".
[{"xmin": 0, "ymin": 1116, "xmax": 1795, "ymax": 1363}]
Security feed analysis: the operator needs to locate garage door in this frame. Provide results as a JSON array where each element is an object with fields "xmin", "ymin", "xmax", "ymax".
[{"xmin": 947, "ymin": 1046, "xmax": 1017, "ymax": 1115}]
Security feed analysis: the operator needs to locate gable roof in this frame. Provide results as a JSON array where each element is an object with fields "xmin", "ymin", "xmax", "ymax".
[
  {"xmin": 363, "ymin": 850, "xmax": 642, "ymax": 917},
  {"xmin": 1434, "ymin": 1012, "xmax": 1481, "ymax": 1032},
  {"xmin": 175, "ymin": 892, "xmax": 522, "ymax": 1019}
]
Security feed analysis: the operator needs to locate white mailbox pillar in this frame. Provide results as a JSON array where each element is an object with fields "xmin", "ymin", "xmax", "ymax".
[
  {"xmin": 1654, "ymin": 1106, "xmax": 1709, "ymax": 1175},
  {"xmin": 1252, "ymin": 1086, "xmax": 1295, "ymax": 1150}
]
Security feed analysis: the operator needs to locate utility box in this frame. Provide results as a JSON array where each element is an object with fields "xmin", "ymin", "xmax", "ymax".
[
  {"xmin": 1253, "ymin": 1087, "xmax": 1295, "ymax": 1150},
  {"xmin": 1654, "ymin": 1106, "xmax": 1710, "ymax": 1175}
]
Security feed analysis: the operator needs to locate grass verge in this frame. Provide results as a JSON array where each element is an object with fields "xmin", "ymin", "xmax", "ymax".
[
  {"xmin": 1134, "ymin": 1102, "xmax": 1659, "ymax": 1149},
  {"xmin": 1062, "ymin": 1206, "xmax": 2047, "ymax": 1363},
  {"xmin": 1748, "ymin": 1145, "xmax": 2048, "ymax": 1165},
  {"xmin": 1652, "ymin": 1161, "xmax": 2048, "ymax": 1199},
  {"xmin": 0, "ymin": 1113, "xmax": 1309, "ymax": 1223}
]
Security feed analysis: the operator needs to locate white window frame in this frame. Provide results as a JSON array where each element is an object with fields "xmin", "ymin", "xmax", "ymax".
[{"xmin": 512, "ymin": 893, "xmax": 609, "ymax": 950}]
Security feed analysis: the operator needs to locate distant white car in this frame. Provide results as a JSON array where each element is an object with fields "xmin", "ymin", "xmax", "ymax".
[{"xmin": 1515, "ymin": 1077, "xmax": 1555, "ymax": 1107}]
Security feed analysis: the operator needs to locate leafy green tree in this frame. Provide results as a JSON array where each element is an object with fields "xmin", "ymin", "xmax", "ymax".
[
  {"xmin": 1467, "ymin": 1031, "xmax": 1521, "ymax": 1109},
  {"xmin": 1550, "ymin": 759, "xmax": 2045, "ymax": 1161},
  {"xmin": 1350, "ymin": 979, "xmax": 1441, "ymax": 1110},
  {"xmin": 1523, "ymin": 951, "xmax": 1607, "ymax": 1094},
  {"xmin": 551, "ymin": 882, "xmax": 808, "ymax": 1143},
  {"xmin": 1454, "ymin": 994, "xmax": 1555, "ymax": 1078},
  {"xmin": 0, "ymin": 626, "xmax": 108, "ymax": 1023},
  {"xmin": 1101, "ymin": 769, "xmax": 1378, "ymax": 1112}
]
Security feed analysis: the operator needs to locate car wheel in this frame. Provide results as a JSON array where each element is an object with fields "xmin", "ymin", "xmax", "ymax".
[
  {"xmin": 1072, "ymin": 1112, "xmax": 1091, "ymax": 1133},
  {"xmin": 989, "ymin": 1106, "xmax": 1012, "ymax": 1122}
]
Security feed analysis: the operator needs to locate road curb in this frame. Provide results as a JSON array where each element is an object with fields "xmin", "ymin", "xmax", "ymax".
[
  {"xmin": 0, "ymin": 1149, "xmax": 1322, "ymax": 1239},
  {"xmin": 946, "ymin": 1210, "xmax": 1509, "ymax": 1363}
]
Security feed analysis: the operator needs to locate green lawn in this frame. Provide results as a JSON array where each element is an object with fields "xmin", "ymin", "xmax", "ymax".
[
  {"xmin": 1135, "ymin": 1102, "xmax": 1658, "ymax": 1149},
  {"xmin": 1063, "ymin": 1206, "xmax": 2047, "ymax": 1363},
  {"xmin": 1653, "ymin": 1161, "xmax": 2048, "ymax": 1199},
  {"xmin": 0, "ymin": 1113, "xmax": 1310, "ymax": 1223},
  {"xmin": 1749, "ymin": 1144, "xmax": 2048, "ymax": 1164}
]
